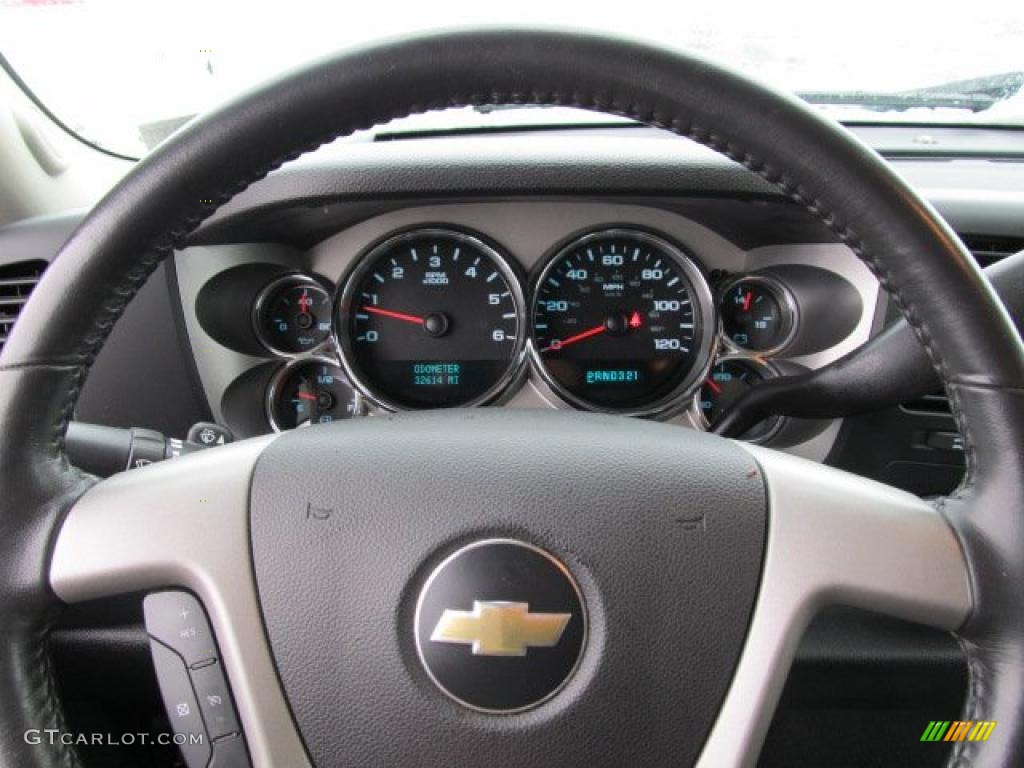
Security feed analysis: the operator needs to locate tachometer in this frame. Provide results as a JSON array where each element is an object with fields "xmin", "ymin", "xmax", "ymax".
[
  {"xmin": 337, "ymin": 228, "xmax": 526, "ymax": 410},
  {"xmin": 530, "ymin": 229, "xmax": 715, "ymax": 416}
]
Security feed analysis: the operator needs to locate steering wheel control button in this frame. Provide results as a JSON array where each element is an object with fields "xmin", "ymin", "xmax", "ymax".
[
  {"xmin": 414, "ymin": 539, "xmax": 586, "ymax": 713},
  {"xmin": 191, "ymin": 662, "xmax": 242, "ymax": 740},
  {"xmin": 145, "ymin": 591, "xmax": 253, "ymax": 766},
  {"xmin": 208, "ymin": 734, "xmax": 251, "ymax": 767},
  {"xmin": 144, "ymin": 591, "xmax": 219, "ymax": 667},
  {"xmin": 149, "ymin": 640, "xmax": 212, "ymax": 768}
]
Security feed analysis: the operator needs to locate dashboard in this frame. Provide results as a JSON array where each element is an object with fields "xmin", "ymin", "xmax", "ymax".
[
  {"xmin": 4, "ymin": 124, "xmax": 1020, "ymax": 489},
  {"xmin": 177, "ymin": 200, "xmax": 879, "ymax": 459},
  {"xmin": 3, "ymin": 122, "xmax": 1021, "ymax": 767}
]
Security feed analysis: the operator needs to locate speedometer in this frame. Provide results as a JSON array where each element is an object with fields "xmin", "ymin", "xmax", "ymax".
[
  {"xmin": 337, "ymin": 228, "xmax": 526, "ymax": 410},
  {"xmin": 530, "ymin": 229, "xmax": 715, "ymax": 416}
]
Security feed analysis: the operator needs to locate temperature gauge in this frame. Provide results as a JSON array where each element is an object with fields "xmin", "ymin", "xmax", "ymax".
[
  {"xmin": 719, "ymin": 275, "xmax": 796, "ymax": 354},
  {"xmin": 693, "ymin": 356, "xmax": 784, "ymax": 443},
  {"xmin": 266, "ymin": 358, "xmax": 363, "ymax": 431},
  {"xmin": 254, "ymin": 275, "xmax": 334, "ymax": 356}
]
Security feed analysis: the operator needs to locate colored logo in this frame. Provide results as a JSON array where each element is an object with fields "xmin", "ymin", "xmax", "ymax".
[
  {"xmin": 921, "ymin": 721, "xmax": 997, "ymax": 742},
  {"xmin": 414, "ymin": 539, "xmax": 586, "ymax": 713},
  {"xmin": 431, "ymin": 601, "xmax": 571, "ymax": 657}
]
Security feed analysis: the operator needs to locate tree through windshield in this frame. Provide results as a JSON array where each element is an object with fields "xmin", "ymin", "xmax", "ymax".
[{"xmin": 1, "ymin": 0, "xmax": 1022, "ymax": 158}]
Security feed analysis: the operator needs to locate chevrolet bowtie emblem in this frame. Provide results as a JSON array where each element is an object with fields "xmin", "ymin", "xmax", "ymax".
[{"xmin": 430, "ymin": 601, "xmax": 571, "ymax": 656}]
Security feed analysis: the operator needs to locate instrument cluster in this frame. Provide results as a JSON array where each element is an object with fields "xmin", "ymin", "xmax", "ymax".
[{"xmin": 248, "ymin": 225, "xmax": 803, "ymax": 440}]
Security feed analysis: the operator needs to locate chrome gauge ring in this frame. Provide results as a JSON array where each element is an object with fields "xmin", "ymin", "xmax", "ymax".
[
  {"xmin": 335, "ymin": 227, "xmax": 528, "ymax": 411},
  {"xmin": 529, "ymin": 228, "xmax": 716, "ymax": 418}
]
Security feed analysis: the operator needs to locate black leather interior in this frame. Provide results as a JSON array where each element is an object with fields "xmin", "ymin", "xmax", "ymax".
[
  {"xmin": 1, "ymin": 28, "xmax": 1022, "ymax": 767},
  {"xmin": 713, "ymin": 249, "xmax": 1024, "ymax": 436}
]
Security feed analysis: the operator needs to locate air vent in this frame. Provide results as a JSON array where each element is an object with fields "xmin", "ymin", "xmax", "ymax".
[
  {"xmin": 901, "ymin": 393, "xmax": 952, "ymax": 416},
  {"xmin": 959, "ymin": 234, "xmax": 1024, "ymax": 267},
  {"xmin": 0, "ymin": 260, "xmax": 47, "ymax": 354}
]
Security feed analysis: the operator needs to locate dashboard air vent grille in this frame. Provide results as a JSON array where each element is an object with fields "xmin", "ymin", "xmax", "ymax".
[
  {"xmin": 0, "ymin": 260, "xmax": 47, "ymax": 355},
  {"xmin": 901, "ymin": 393, "xmax": 952, "ymax": 417},
  {"xmin": 959, "ymin": 234, "xmax": 1024, "ymax": 267}
]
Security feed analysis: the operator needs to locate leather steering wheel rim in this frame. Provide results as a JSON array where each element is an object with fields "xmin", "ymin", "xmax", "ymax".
[{"xmin": 1, "ymin": 28, "xmax": 1022, "ymax": 768}]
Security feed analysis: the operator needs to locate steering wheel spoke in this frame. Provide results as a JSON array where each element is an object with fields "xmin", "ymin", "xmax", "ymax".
[
  {"xmin": 49, "ymin": 435, "xmax": 310, "ymax": 768},
  {"xmin": 699, "ymin": 445, "xmax": 972, "ymax": 767}
]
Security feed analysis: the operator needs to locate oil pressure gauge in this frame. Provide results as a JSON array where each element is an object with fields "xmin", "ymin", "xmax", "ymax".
[{"xmin": 254, "ymin": 274, "xmax": 334, "ymax": 356}]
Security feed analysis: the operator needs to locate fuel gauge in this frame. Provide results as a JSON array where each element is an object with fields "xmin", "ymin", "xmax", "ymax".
[{"xmin": 266, "ymin": 358, "xmax": 363, "ymax": 431}]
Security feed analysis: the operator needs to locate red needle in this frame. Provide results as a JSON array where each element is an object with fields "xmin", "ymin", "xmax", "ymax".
[
  {"xmin": 296, "ymin": 392, "xmax": 318, "ymax": 401},
  {"xmin": 361, "ymin": 305, "xmax": 425, "ymax": 325},
  {"xmin": 742, "ymin": 291, "xmax": 753, "ymax": 311},
  {"xmin": 705, "ymin": 377, "xmax": 723, "ymax": 394},
  {"xmin": 544, "ymin": 324, "xmax": 607, "ymax": 352}
]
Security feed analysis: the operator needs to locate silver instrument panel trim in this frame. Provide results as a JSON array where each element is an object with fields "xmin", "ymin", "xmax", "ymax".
[
  {"xmin": 49, "ymin": 435, "xmax": 313, "ymax": 768},
  {"xmin": 695, "ymin": 443, "xmax": 972, "ymax": 768},
  {"xmin": 175, "ymin": 203, "xmax": 879, "ymax": 460}
]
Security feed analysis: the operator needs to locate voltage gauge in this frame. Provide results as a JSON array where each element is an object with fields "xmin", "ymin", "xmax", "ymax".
[{"xmin": 719, "ymin": 274, "xmax": 797, "ymax": 355}]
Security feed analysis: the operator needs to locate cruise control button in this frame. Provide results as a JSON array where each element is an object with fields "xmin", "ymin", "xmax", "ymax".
[
  {"xmin": 149, "ymin": 640, "xmax": 211, "ymax": 768},
  {"xmin": 144, "ymin": 591, "xmax": 218, "ymax": 667},
  {"xmin": 191, "ymin": 662, "xmax": 241, "ymax": 739},
  {"xmin": 209, "ymin": 734, "xmax": 251, "ymax": 767}
]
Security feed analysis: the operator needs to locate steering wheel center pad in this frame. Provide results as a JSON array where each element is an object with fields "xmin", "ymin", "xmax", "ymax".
[{"xmin": 251, "ymin": 410, "xmax": 765, "ymax": 765}]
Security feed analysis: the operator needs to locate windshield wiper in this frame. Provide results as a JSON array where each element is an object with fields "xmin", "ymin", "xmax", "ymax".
[{"xmin": 799, "ymin": 71, "xmax": 1024, "ymax": 113}]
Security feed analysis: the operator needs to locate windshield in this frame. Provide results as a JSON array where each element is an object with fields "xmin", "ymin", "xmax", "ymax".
[{"xmin": 1, "ymin": 0, "xmax": 1022, "ymax": 159}]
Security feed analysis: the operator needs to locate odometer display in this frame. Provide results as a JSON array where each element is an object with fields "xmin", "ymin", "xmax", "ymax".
[
  {"xmin": 338, "ymin": 229, "xmax": 525, "ymax": 410},
  {"xmin": 530, "ymin": 229, "xmax": 714, "ymax": 415}
]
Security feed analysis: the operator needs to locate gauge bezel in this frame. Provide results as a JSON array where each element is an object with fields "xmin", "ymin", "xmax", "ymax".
[
  {"xmin": 252, "ymin": 273, "xmax": 335, "ymax": 358},
  {"xmin": 690, "ymin": 354, "xmax": 785, "ymax": 444},
  {"xmin": 528, "ymin": 227, "xmax": 716, "ymax": 419},
  {"xmin": 717, "ymin": 273, "xmax": 799, "ymax": 357},
  {"xmin": 334, "ymin": 226, "xmax": 529, "ymax": 412},
  {"xmin": 265, "ymin": 355, "xmax": 365, "ymax": 432}
]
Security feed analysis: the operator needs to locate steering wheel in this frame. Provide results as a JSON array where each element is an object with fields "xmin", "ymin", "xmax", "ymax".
[{"xmin": 2, "ymin": 29, "xmax": 1022, "ymax": 768}]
